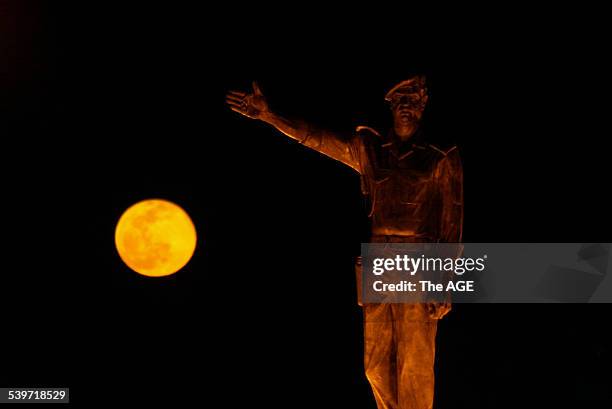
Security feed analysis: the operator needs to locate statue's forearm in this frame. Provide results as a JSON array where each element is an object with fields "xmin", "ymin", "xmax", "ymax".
[
  {"xmin": 259, "ymin": 110, "xmax": 362, "ymax": 173},
  {"xmin": 260, "ymin": 111, "xmax": 310, "ymax": 143}
]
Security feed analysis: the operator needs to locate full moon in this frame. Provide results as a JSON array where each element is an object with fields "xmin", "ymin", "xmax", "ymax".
[{"xmin": 115, "ymin": 199, "xmax": 197, "ymax": 277}]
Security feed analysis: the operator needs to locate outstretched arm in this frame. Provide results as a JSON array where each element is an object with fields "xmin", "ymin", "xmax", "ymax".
[{"xmin": 226, "ymin": 82, "xmax": 362, "ymax": 173}]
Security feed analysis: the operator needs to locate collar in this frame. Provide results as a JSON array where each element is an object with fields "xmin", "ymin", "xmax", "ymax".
[{"xmin": 382, "ymin": 127, "xmax": 427, "ymax": 151}]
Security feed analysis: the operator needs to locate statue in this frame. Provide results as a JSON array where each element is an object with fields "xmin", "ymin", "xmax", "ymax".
[{"xmin": 226, "ymin": 76, "xmax": 463, "ymax": 409}]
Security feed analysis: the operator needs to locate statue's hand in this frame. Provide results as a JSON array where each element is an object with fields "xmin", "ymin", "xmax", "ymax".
[
  {"xmin": 225, "ymin": 81, "xmax": 270, "ymax": 120},
  {"xmin": 427, "ymin": 302, "xmax": 451, "ymax": 320}
]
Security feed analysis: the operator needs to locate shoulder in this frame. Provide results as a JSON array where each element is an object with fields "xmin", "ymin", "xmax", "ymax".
[
  {"xmin": 354, "ymin": 126, "xmax": 385, "ymax": 151},
  {"xmin": 349, "ymin": 126, "xmax": 383, "ymax": 157},
  {"xmin": 422, "ymin": 143, "xmax": 461, "ymax": 165},
  {"xmin": 355, "ymin": 125, "xmax": 383, "ymax": 139},
  {"xmin": 414, "ymin": 143, "xmax": 460, "ymax": 175},
  {"xmin": 426, "ymin": 144, "xmax": 462, "ymax": 179},
  {"xmin": 424, "ymin": 143, "xmax": 459, "ymax": 158}
]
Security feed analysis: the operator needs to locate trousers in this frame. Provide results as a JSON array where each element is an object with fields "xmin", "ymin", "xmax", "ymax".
[{"xmin": 363, "ymin": 303, "xmax": 438, "ymax": 409}]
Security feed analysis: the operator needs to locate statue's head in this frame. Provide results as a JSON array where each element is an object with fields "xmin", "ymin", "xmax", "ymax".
[{"xmin": 385, "ymin": 76, "xmax": 428, "ymax": 140}]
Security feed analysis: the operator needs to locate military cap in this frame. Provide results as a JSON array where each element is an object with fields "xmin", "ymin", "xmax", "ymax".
[{"xmin": 384, "ymin": 76, "xmax": 428, "ymax": 102}]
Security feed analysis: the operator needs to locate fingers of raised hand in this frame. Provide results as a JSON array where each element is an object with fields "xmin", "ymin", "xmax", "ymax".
[
  {"xmin": 225, "ymin": 92, "xmax": 250, "ymax": 111},
  {"xmin": 227, "ymin": 90, "xmax": 247, "ymax": 98},
  {"xmin": 226, "ymin": 92, "xmax": 245, "ymax": 104}
]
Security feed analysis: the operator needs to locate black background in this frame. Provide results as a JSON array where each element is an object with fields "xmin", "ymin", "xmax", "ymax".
[{"xmin": 1, "ymin": 1, "xmax": 611, "ymax": 407}]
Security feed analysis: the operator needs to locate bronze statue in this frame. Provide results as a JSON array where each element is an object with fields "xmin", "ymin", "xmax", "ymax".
[{"xmin": 226, "ymin": 76, "xmax": 463, "ymax": 409}]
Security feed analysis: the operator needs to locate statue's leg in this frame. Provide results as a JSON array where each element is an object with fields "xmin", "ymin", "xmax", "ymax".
[
  {"xmin": 364, "ymin": 303, "xmax": 397, "ymax": 409},
  {"xmin": 395, "ymin": 304, "xmax": 438, "ymax": 409}
]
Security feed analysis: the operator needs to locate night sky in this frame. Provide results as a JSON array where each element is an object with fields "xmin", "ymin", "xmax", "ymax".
[{"xmin": 2, "ymin": 2, "xmax": 611, "ymax": 407}]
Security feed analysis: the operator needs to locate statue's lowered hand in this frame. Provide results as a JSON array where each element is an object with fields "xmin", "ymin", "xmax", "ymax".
[{"xmin": 427, "ymin": 302, "xmax": 451, "ymax": 320}]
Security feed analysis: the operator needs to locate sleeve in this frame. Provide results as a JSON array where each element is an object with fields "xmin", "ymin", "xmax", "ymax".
[
  {"xmin": 435, "ymin": 147, "xmax": 464, "ymax": 243},
  {"xmin": 431, "ymin": 147, "xmax": 464, "ymax": 310},
  {"xmin": 299, "ymin": 125, "xmax": 363, "ymax": 174}
]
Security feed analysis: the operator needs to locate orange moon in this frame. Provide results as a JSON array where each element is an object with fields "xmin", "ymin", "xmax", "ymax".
[{"xmin": 115, "ymin": 199, "xmax": 197, "ymax": 277}]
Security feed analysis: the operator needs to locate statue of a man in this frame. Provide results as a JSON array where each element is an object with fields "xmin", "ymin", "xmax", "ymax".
[{"xmin": 226, "ymin": 76, "xmax": 463, "ymax": 409}]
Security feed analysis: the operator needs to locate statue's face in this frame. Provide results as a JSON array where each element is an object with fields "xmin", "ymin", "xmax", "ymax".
[{"xmin": 389, "ymin": 86, "xmax": 428, "ymax": 139}]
